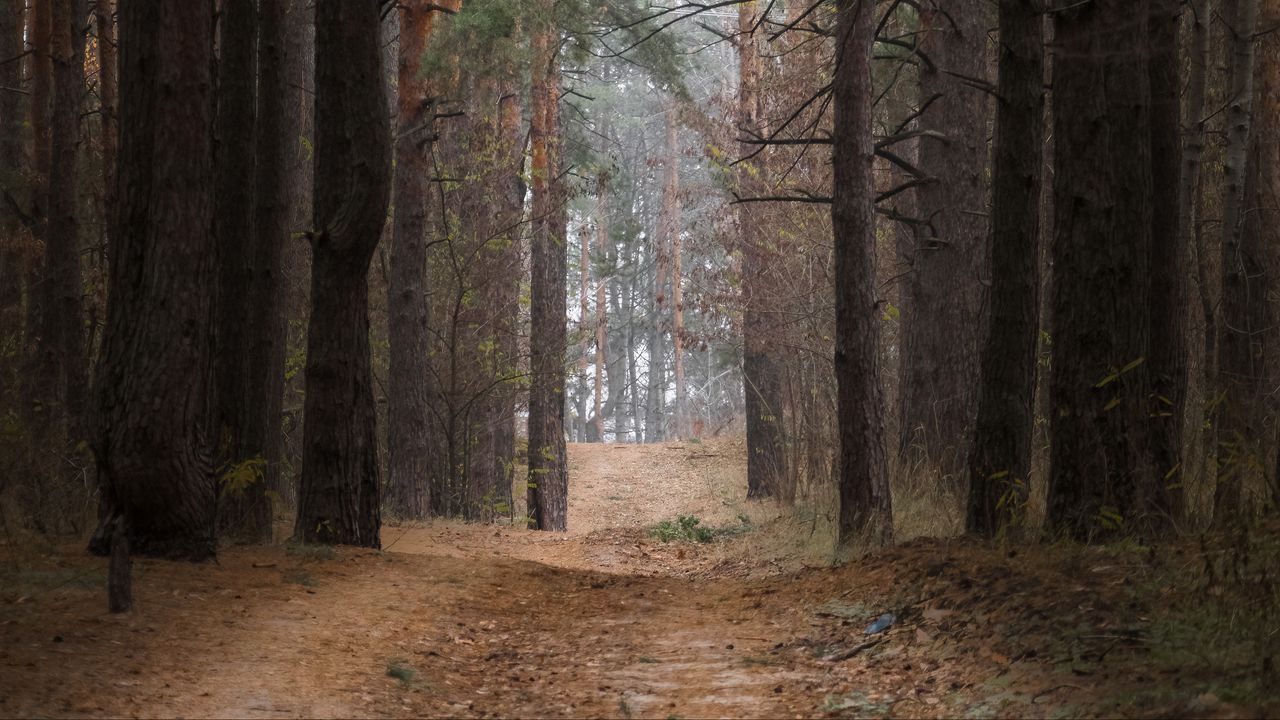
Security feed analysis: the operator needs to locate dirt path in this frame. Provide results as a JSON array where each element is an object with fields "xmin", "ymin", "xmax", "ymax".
[{"xmin": 1, "ymin": 441, "xmax": 1271, "ymax": 718}]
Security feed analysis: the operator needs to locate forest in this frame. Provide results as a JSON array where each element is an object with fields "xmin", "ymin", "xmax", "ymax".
[{"xmin": 1, "ymin": 0, "xmax": 1278, "ymax": 717}]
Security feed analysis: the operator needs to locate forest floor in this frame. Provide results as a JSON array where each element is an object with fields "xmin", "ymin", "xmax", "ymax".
[{"xmin": 1, "ymin": 438, "xmax": 1277, "ymax": 719}]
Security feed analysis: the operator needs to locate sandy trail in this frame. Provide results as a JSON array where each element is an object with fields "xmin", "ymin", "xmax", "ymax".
[{"xmin": 1, "ymin": 440, "xmax": 1259, "ymax": 718}]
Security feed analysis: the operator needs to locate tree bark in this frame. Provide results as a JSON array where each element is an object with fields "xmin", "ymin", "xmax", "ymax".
[
  {"xmin": 35, "ymin": 0, "xmax": 88, "ymax": 432},
  {"xmin": 527, "ymin": 0, "xmax": 568, "ymax": 531},
  {"xmin": 1048, "ymin": 0, "xmax": 1156, "ymax": 540},
  {"xmin": 295, "ymin": 0, "xmax": 392, "ymax": 548},
  {"xmin": 898, "ymin": 0, "xmax": 990, "ymax": 487},
  {"xmin": 739, "ymin": 0, "xmax": 787, "ymax": 498},
  {"xmin": 0, "ymin": 0, "xmax": 24, "ymax": 361},
  {"xmin": 1146, "ymin": 0, "xmax": 1186, "ymax": 526},
  {"xmin": 211, "ymin": 0, "xmax": 269, "ymax": 541},
  {"xmin": 1255, "ymin": 0, "xmax": 1280, "ymax": 510},
  {"xmin": 92, "ymin": 0, "xmax": 217, "ymax": 561},
  {"xmin": 833, "ymin": 0, "xmax": 891, "ymax": 547},
  {"xmin": 1214, "ymin": 0, "xmax": 1263, "ymax": 525},
  {"xmin": 966, "ymin": 0, "xmax": 1043, "ymax": 538},
  {"xmin": 666, "ymin": 106, "xmax": 687, "ymax": 441},
  {"xmin": 387, "ymin": 0, "xmax": 455, "ymax": 521}
]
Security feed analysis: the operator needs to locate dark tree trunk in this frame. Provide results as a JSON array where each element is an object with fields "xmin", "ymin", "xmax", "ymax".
[
  {"xmin": 738, "ymin": 1, "xmax": 787, "ymax": 498},
  {"xmin": 294, "ymin": 0, "xmax": 391, "ymax": 548},
  {"xmin": 36, "ymin": 0, "xmax": 88, "ymax": 431},
  {"xmin": 1146, "ymin": 0, "xmax": 1186, "ymax": 526},
  {"xmin": 1048, "ymin": 0, "xmax": 1156, "ymax": 540},
  {"xmin": 0, "ymin": 0, "xmax": 24, "ymax": 359},
  {"xmin": 212, "ymin": 0, "xmax": 270, "ymax": 542},
  {"xmin": 387, "ymin": 0, "xmax": 449, "ymax": 521},
  {"xmin": 898, "ymin": 0, "xmax": 990, "ymax": 487},
  {"xmin": 966, "ymin": 0, "xmax": 1044, "ymax": 538},
  {"xmin": 1253, "ymin": 2, "xmax": 1280, "ymax": 510},
  {"xmin": 1215, "ymin": 0, "xmax": 1263, "ymax": 525},
  {"xmin": 92, "ymin": 0, "xmax": 217, "ymax": 562},
  {"xmin": 527, "ymin": 3, "xmax": 568, "ymax": 531},
  {"xmin": 833, "ymin": 0, "xmax": 891, "ymax": 547}
]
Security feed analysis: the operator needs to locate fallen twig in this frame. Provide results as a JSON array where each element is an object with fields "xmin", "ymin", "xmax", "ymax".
[{"xmin": 822, "ymin": 638, "xmax": 885, "ymax": 662}]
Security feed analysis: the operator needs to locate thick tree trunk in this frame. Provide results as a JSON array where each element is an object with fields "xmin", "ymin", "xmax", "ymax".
[
  {"xmin": 527, "ymin": 2, "xmax": 568, "ymax": 531},
  {"xmin": 92, "ymin": 0, "xmax": 217, "ymax": 562},
  {"xmin": 388, "ymin": 0, "xmax": 453, "ymax": 521},
  {"xmin": 833, "ymin": 0, "xmax": 891, "ymax": 547},
  {"xmin": 1048, "ymin": 0, "xmax": 1156, "ymax": 540},
  {"xmin": 739, "ymin": 1, "xmax": 786, "ymax": 498},
  {"xmin": 898, "ymin": 0, "xmax": 990, "ymax": 488},
  {"xmin": 212, "ymin": 0, "xmax": 270, "ymax": 542},
  {"xmin": 1215, "ymin": 0, "xmax": 1263, "ymax": 525},
  {"xmin": 295, "ymin": 0, "xmax": 391, "ymax": 548},
  {"xmin": 966, "ymin": 0, "xmax": 1043, "ymax": 537}
]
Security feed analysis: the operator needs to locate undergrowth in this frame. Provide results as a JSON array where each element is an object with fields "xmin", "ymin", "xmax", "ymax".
[{"xmin": 648, "ymin": 513, "xmax": 751, "ymax": 543}]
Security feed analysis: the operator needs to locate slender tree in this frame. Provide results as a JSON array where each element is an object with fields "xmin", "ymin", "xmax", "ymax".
[
  {"xmin": 527, "ymin": 0, "xmax": 569, "ymax": 531},
  {"xmin": 294, "ymin": 0, "xmax": 392, "ymax": 547},
  {"xmin": 92, "ymin": 0, "xmax": 218, "ymax": 561},
  {"xmin": 0, "ymin": 0, "xmax": 24, "ymax": 354},
  {"xmin": 833, "ymin": 0, "xmax": 891, "ymax": 547},
  {"xmin": 966, "ymin": 0, "xmax": 1043, "ymax": 537}
]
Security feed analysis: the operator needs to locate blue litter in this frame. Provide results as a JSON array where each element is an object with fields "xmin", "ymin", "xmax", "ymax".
[{"xmin": 864, "ymin": 612, "xmax": 895, "ymax": 635}]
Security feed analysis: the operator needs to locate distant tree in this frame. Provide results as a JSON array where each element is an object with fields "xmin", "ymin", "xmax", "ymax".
[
  {"xmin": 527, "ymin": 0, "xmax": 569, "ymax": 531},
  {"xmin": 295, "ymin": 0, "xmax": 392, "ymax": 547},
  {"xmin": 833, "ymin": 0, "xmax": 891, "ymax": 547},
  {"xmin": 966, "ymin": 0, "xmax": 1043, "ymax": 537},
  {"xmin": 92, "ymin": 0, "xmax": 218, "ymax": 561},
  {"xmin": 898, "ymin": 0, "xmax": 991, "ymax": 489}
]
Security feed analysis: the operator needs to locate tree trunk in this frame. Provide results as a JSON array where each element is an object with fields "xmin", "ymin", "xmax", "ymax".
[
  {"xmin": 592, "ymin": 172, "xmax": 610, "ymax": 442},
  {"xmin": 527, "ymin": 1, "xmax": 568, "ymax": 531},
  {"xmin": 1214, "ymin": 0, "xmax": 1263, "ymax": 525},
  {"xmin": 739, "ymin": 1, "xmax": 786, "ymax": 498},
  {"xmin": 966, "ymin": 0, "xmax": 1043, "ymax": 538},
  {"xmin": 1048, "ymin": 0, "xmax": 1156, "ymax": 540},
  {"xmin": 898, "ymin": 0, "xmax": 990, "ymax": 488},
  {"xmin": 1255, "ymin": 0, "xmax": 1280, "ymax": 510},
  {"xmin": 387, "ymin": 0, "xmax": 454, "ymax": 521},
  {"xmin": 92, "ymin": 0, "xmax": 217, "ymax": 562},
  {"xmin": 295, "ymin": 0, "xmax": 392, "ymax": 548},
  {"xmin": 35, "ymin": 0, "xmax": 88, "ymax": 433},
  {"xmin": 833, "ymin": 0, "xmax": 891, "ymax": 547},
  {"xmin": 1146, "ymin": 0, "xmax": 1186, "ymax": 526},
  {"xmin": 0, "ymin": 0, "xmax": 24, "ymax": 361},
  {"xmin": 211, "ymin": 0, "xmax": 268, "ymax": 541},
  {"xmin": 665, "ymin": 106, "xmax": 687, "ymax": 441}
]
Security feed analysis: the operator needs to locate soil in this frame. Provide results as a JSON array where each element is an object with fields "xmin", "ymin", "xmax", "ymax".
[{"xmin": 1, "ymin": 439, "xmax": 1275, "ymax": 719}]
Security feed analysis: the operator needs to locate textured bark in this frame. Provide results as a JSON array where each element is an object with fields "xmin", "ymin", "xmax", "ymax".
[
  {"xmin": 1146, "ymin": 0, "xmax": 1185, "ymax": 525},
  {"xmin": 966, "ymin": 0, "xmax": 1043, "ymax": 538},
  {"xmin": 0, "ymin": 0, "xmax": 24, "ymax": 356},
  {"xmin": 739, "ymin": 1, "xmax": 786, "ymax": 498},
  {"xmin": 666, "ymin": 107, "xmax": 687, "ymax": 441},
  {"xmin": 898, "ymin": 0, "xmax": 990, "ymax": 486},
  {"xmin": 387, "ymin": 0, "xmax": 455, "ymax": 521},
  {"xmin": 1048, "ymin": 1, "xmax": 1156, "ymax": 540},
  {"xmin": 34, "ymin": 0, "xmax": 88, "ymax": 432},
  {"xmin": 95, "ymin": 0, "xmax": 117, "ymax": 258},
  {"xmin": 1257, "ymin": 1, "xmax": 1280, "ymax": 509},
  {"xmin": 833, "ymin": 0, "xmax": 891, "ymax": 547},
  {"xmin": 92, "ymin": 0, "xmax": 217, "ymax": 561},
  {"xmin": 591, "ymin": 172, "xmax": 610, "ymax": 442},
  {"xmin": 295, "ymin": 0, "xmax": 391, "ymax": 548},
  {"xmin": 1215, "ymin": 0, "xmax": 1263, "ymax": 525},
  {"xmin": 211, "ymin": 0, "xmax": 270, "ymax": 542},
  {"xmin": 527, "ymin": 2, "xmax": 568, "ymax": 531}
]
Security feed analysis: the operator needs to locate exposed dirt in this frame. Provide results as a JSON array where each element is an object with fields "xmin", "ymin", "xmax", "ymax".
[{"xmin": 1, "ymin": 440, "xmax": 1275, "ymax": 719}]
